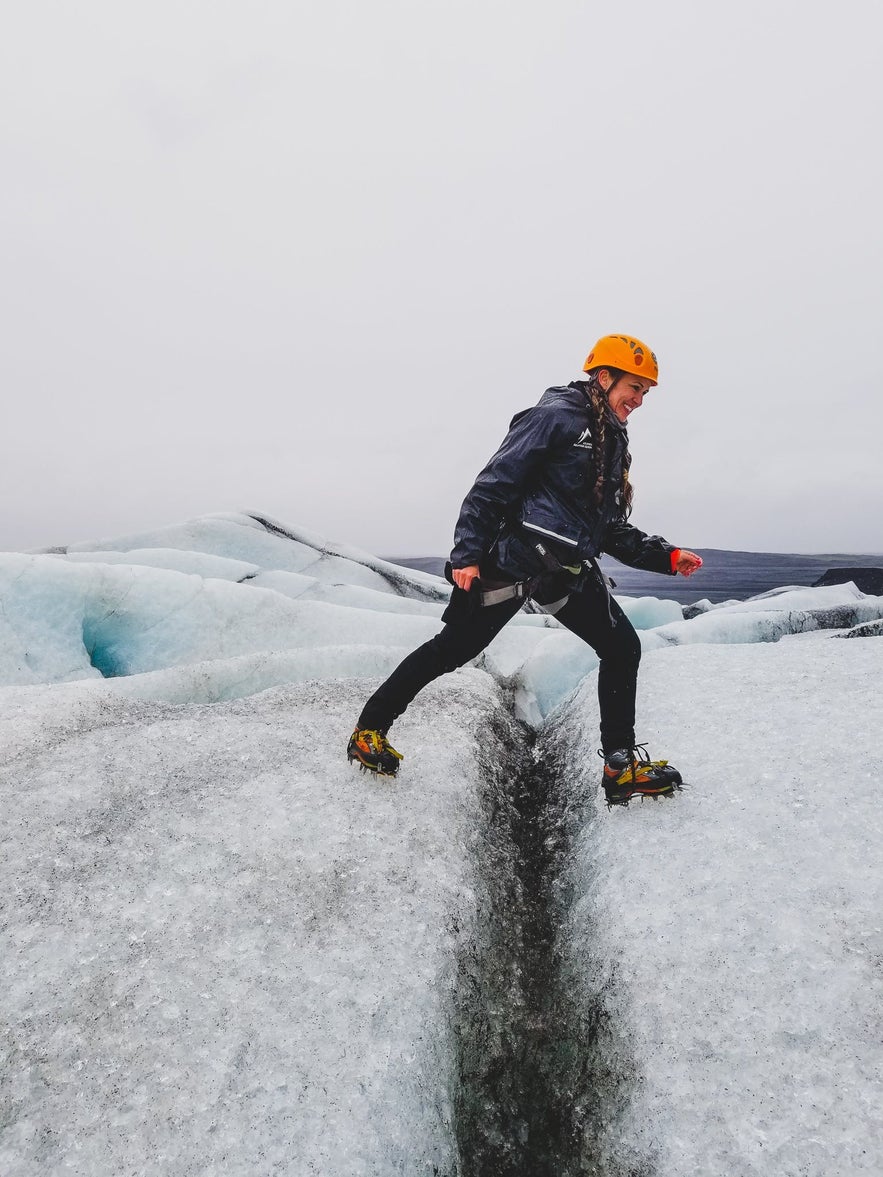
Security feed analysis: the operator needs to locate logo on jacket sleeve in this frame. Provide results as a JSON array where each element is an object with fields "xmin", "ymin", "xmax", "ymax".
[{"xmin": 573, "ymin": 428, "xmax": 593, "ymax": 450}]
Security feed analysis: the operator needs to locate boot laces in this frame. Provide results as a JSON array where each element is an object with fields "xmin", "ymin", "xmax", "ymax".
[
  {"xmin": 598, "ymin": 743, "xmax": 654, "ymax": 784},
  {"xmin": 362, "ymin": 729, "xmax": 403, "ymax": 761}
]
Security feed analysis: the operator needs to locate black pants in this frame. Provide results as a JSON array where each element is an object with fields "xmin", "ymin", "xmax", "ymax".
[{"xmin": 357, "ymin": 578, "xmax": 642, "ymax": 754}]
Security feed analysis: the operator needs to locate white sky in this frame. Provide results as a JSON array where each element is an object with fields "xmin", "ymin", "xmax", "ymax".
[{"xmin": 3, "ymin": 0, "xmax": 882, "ymax": 556}]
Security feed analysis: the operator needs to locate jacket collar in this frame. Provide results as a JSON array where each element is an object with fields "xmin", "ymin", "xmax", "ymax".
[{"xmin": 567, "ymin": 379, "xmax": 628, "ymax": 436}]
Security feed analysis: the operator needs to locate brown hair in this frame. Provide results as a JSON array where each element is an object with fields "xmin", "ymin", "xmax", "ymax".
[{"xmin": 585, "ymin": 368, "xmax": 633, "ymax": 518}]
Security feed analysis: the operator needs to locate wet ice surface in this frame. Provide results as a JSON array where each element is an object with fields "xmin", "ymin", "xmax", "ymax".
[
  {"xmin": 551, "ymin": 635, "xmax": 883, "ymax": 1177},
  {"xmin": 3, "ymin": 513, "xmax": 883, "ymax": 1175},
  {"xmin": 1, "ymin": 671, "xmax": 508, "ymax": 1176}
]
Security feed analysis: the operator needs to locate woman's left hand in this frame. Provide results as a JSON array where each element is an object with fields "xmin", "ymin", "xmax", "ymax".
[{"xmin": 675, "ymin": 550, "xmax": 703, "ymax": 577}]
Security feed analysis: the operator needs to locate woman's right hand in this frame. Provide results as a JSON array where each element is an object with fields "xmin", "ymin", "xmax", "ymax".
[{"xmin": 452, "ymin": 565, "xmax": 481, "ymax": 591}]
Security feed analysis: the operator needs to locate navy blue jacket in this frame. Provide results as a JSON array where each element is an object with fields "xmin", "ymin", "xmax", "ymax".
[{"xmin": 450, "ymin": 381, "xmax": 677, "ymax": 580}]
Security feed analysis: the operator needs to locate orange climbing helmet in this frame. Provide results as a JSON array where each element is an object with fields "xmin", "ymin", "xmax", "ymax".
[{"xmin": 582, "ymin": 334, "xmax": 659, "ymax": 385}]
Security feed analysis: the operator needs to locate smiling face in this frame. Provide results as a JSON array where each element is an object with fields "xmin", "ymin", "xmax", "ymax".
[{"xmin": 598, "ymin": 369, "xmax": 652, "ymax": 423}]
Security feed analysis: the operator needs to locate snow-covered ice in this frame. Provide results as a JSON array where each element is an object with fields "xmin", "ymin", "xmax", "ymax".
[
  {"xmin": 0, "ymin": 552, "xmax": 446, "ymax": 687},
  {"xmin": 2, "ymin": 512, "xmax": 882, "ymax": 1175},
  {"xmin": 1, "ymin": 670, "xmax": 521, "ymax": 1176},
  {"xmin": 547, "ymin": 635, "xmax": 883, "ymax": 1176},
  {"xmin": 0, "ymin": 515, "xmax": 718, "ymax": 720},
  {"xmin": 57, "ymin": 513, "xmax": 449, "ymax": 603},
  {"xmin": 645, "ymin": 582, "xmax": 883, "ymax": 656},
  {"xmin": 5, "ymin": 514, "xmax": 872, "ymax": 723}
]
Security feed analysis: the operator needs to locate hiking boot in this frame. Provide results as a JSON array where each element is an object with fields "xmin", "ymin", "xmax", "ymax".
[
  {"xmin": 347, "ymin": 728, "xmax": 403, "ymax": 777},
  {"xmin": 602, "ymin": 745, "xmax": 683, "ymax": 808}
]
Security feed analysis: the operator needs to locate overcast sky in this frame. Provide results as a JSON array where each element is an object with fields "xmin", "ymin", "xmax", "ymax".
[{"xmin": 3, "ymin": 0, "xmax": 881, "ymax": 557}]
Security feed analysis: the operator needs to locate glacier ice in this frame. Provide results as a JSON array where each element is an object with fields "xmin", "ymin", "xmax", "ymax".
[
  {"xmin": 614, "ymin": 593, "xmax": 683, "ymax": 629},
  {"xmin": 57, "ymin": 546, "xmax": 261, "ymax": 581},
  {"xmin": 545, "ymin": 637, "xmax": 883, "ymax": 1176},
  {"xmin": 651, "ymin": 591, "xmax": 883, "ymax": 650},
  {"xmin": 9, "ymin": 515, "xmax": 876, "ymax": 724},
  {"xmin": 0, "ymin": 671, "xmax": 519, "ymax": 1175},
  {"xmin": 60, "ymin": 511, "xmax": 450, "ymax": 602},
  {"xmin": 0, "ymin": 553, "xmax": 445, "ymax": 686},
  {"xmin": 0, "ymin": 515, "xmax": 721, "ymax": 718},
  {"xmin": 2, "ymin": 512, "xmax": 883, "ymax": 1175}
]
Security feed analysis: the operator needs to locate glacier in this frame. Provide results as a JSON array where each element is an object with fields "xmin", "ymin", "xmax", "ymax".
[{"xmin": 2, "ymin": 512, "xmax": 882, "ymax": 1176}]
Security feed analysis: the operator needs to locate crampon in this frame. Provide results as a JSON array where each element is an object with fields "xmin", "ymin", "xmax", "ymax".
[
  {"xmin": 601, "ymin": 745, "xmax": 684, "ymax": 809},
  {"xmin": 347, "ymin": 728, "xmax": 403, "ymax": 777}
]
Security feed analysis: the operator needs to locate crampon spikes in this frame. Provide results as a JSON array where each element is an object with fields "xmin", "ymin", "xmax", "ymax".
[
  {"xmin": 606, "ymin": 780, "xmax": 685, "ymax": 810},
  {"xmin": 350, "ymin": 757, "xmax": 396, "ymax": 778}
]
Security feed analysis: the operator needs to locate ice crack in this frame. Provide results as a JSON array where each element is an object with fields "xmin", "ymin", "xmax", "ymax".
[{"xmin": 451, "ymin": 702, "xmax": 636, "ymax": 1176}]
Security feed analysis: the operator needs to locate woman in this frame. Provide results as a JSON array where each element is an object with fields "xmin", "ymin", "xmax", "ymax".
[{"xmin": 347, "ymin": 334, "xmax": 703, "ymax": 806}]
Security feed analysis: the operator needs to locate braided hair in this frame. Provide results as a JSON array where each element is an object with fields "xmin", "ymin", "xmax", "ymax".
[{"xmin": 585, "ymin": 367, "xmax": 634, "ymax": 518}]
